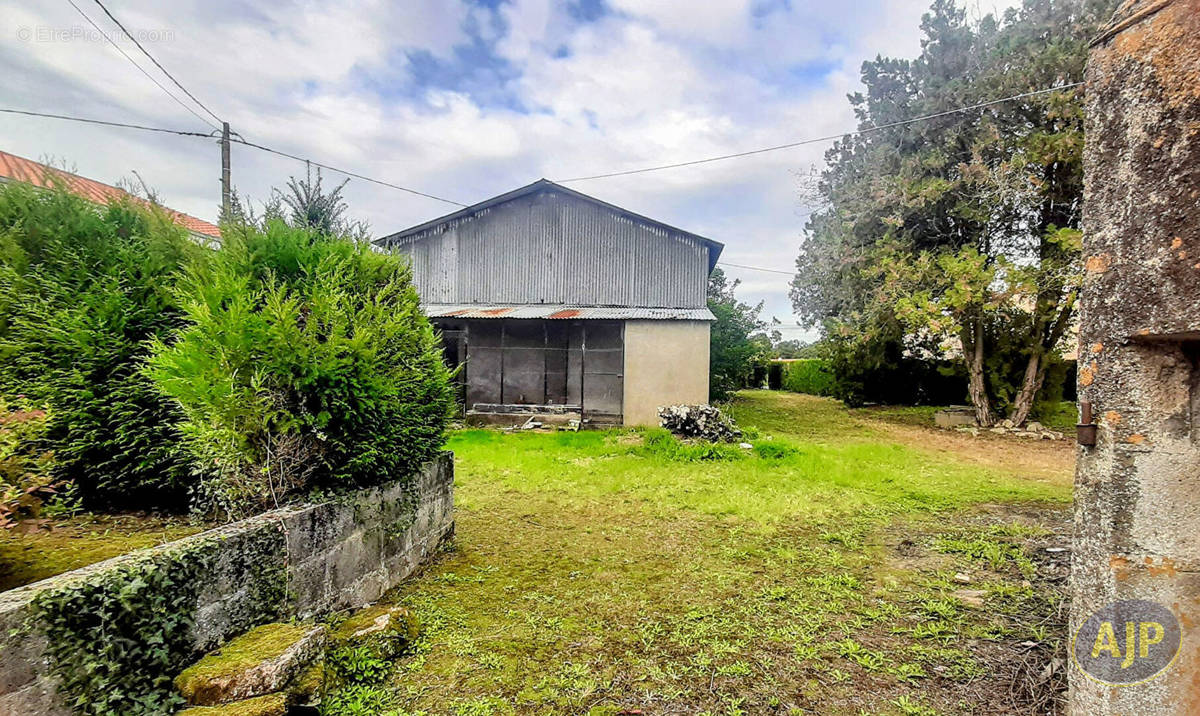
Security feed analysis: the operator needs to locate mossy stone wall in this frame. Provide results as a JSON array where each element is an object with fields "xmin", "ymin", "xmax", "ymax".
[{"xmin": 0, "ymin": 452, "xmax": 453, "ymax": 715}]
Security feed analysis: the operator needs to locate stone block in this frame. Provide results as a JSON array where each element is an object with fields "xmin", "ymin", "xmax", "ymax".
[
  {"xmin": 176, "ymin": 623, "xmax": 325, "ymax": 706},
  {"xmin": 330, "ymin": 604, "xmax": 419, "ymax": 661},
  {"xmin": 933, "ymin": 407, "xmax": 976, "ymax": 428},
  {"xmin": 177, "ymin": 692, "xmax": 288, "ymax": 716}
]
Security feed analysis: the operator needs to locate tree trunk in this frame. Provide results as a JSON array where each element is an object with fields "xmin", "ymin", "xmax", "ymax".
[
  {"xmin": 962, "ymin": 320, "xmax": 994, "ymax": 427},
  {"xmin": 1008, "ymin": 351, "xmax": 1046, "ymax": 427}
]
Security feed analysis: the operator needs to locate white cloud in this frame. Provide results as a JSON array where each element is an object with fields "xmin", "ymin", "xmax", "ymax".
[{"xmin": 0, "ymin": 0, "xmax": 1023, "ymax": 338}]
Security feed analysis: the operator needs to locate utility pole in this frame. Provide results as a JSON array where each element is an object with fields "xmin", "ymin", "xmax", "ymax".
[{"xmin": 220, "ymin": 121, "xmax": 231, "ymax": 219}]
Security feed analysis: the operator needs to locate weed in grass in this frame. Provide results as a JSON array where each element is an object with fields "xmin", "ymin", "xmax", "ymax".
[
  {"xmin": 321, "ymin": 683, "xmax": 398, "ymax": 716},
  {"xmin": 890, "ymin": 662, "xmax": 929, "ymax": 683},
  {"xmin": 752, "ymin": 442, "xmax": 798, "ymax": 460},
  {"xmin": 917, "ymin": 598, "xmax": 962, "ymax": 621},
  {"xmin": 909, "ymin": 620, "xmax": 957, "ymax": 644},
  {"xmin": 451, "ymin": 697, "xmax": 513, "ymax": 716},
  {"xmin": 891, "ymin": 693, "xmax": 940, "ymax": 715},
  {"xmin": 821, "ymin": 528, "xmax": 866, "ymax": 550},
  {"xmin": 932, "ymin": 531, "xmax": 1037, "ymax": 577}
]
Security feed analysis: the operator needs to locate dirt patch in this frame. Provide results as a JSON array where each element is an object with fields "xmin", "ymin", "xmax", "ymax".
[
  {"xmin": 867, "ymin": 420, "xmax": 1075, "ymax": 488},
  {"xmin": 876, "ymin": 505, "xmax": 1073, "ymax": 715}
]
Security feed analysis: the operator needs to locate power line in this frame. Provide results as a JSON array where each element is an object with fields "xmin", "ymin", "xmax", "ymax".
[
  {"xmin": 1, "ymin": 108, "xmax": 467, "ymax": 207},
  {"xmin": 5, "ymin": 80, "xmax": 1084, "ymax": 211},
  {"xmin": 89, "ymin": 0, "xmax": 223, "ymax": 125},
  {"xmin": 717, "ymin": 261, "xmax": 794, "ymax": 276},
  {"xmin": 0, "ymin": 107, "xmax": 213, "ymax": 137},
  {"xmin": 64, "ymin": 0, "xmax": 218, "ymax": 131},
  {"xmin": 229, "ymin": 137, "xmax": 468, "ymax": 207},
  {"xmin": 557, "ymin": 83, "xmax": 1084, "ymax": 182}
]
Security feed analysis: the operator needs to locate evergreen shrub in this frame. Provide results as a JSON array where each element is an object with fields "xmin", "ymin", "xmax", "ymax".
[
  {"xmin": 0, "ymin": 184, "xmax": 195, "ymax": 509},
  {"xmin": 147, "ymin": 221, "xmax": 454, "ymax": 517}
]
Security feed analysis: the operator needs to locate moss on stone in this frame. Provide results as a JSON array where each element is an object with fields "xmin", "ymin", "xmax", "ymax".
[
  {"xmin": 287, "ymin": 661, "xmax": 325, "ymax": 702},
  {"xmin": 177, "ymin": 692, "xmax": 288, "ymax": 716},
  {"xmin": 175, "ymin": 622, "xmax": 310, "ymax": 702},
  {"xmin": 330, "ymin": 604, "xmax": 419, "ymax": 660}
]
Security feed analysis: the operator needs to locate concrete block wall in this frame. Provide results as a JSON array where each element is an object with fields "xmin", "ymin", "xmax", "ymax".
[{"xmin": 0, "ymin": 453, "xmax": 454, "ymax": 715}]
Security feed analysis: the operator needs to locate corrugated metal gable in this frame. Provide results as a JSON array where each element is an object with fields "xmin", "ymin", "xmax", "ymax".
[{"xmin": 383, "ymin": 185, "xmax": 712, "ymax": 309}]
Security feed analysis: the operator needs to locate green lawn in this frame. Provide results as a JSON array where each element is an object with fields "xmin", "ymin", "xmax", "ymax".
[{"xmin": 364, "ymin": 392, "xmax": 1073, "ymax": 716}]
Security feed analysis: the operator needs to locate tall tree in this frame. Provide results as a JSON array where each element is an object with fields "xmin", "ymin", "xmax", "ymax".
[{"xmin": 792, "ymin": 0, "xmax": 1116, "ymax": 425}]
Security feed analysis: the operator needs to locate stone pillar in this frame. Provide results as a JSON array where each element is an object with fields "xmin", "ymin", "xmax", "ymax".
[{"xmin": 1072, "ymin": 0, "xmax": 1200, "ymax": 713}]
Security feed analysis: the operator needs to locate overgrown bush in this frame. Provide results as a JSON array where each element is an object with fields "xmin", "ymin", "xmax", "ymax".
[
  {"xmin": 658, "ymin": 404, "xmax": 743, "ymax": 442},
  {"xmin": 147, "ymin": 221, "xmax": 454, "ymax": 517},
  {"xmin": 0, "ymin": 184, "xmax": 196, "ymax": 510},
  {"xmin": 779, "ymin": 359, "xmax": 836, "ymax": 396}
]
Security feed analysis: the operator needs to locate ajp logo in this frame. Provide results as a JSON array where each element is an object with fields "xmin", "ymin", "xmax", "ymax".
[{"xmin": 1072, "ymin": 600, "xmax": 1181, "ymax": 686}]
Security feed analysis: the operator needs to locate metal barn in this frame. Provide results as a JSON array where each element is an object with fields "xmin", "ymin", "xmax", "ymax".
[{"xmin": 375, "ymin": 180, "xmax": 723, "ymax": 426}]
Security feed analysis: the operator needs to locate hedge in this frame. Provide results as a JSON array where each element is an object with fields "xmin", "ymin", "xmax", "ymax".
[
  {"xmin": 778, "ymin": 359, "xmax": 836, "ymax": 396},
  {"xmin": 0, "ymin": 183, "xmax": 196, "ymax": 509},
  {"xmin": 146, "ymin": 220, "xmax": 455, "ymax": 518},
  {"xmin": 0, "ymin": 183, "xmax": 454, "ymax": 518}
]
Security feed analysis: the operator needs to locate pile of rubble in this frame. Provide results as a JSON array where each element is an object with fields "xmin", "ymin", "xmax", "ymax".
[
  {"xmin": 658, "ymin": 404, "xmax": 742, "ymax": 442},
  {"xmin": 956, "ymin": 419, "xmax": 1066, "ymax": 440}
]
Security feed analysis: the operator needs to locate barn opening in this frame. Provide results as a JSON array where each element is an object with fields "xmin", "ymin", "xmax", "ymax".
[{"xmin": 436, "ymin": 318, "xmax": 624, "ymax": 425}]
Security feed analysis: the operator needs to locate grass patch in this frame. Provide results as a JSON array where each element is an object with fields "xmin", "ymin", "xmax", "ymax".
[
  {"xmin": 851, "ymin": 404, "xmax": 944, "ymax": 429},
  {"xmin": 374, "ymin": 391, "xmax": 1072, "ymax": 714},
  {"xmin": 449, "ymin": 402, "xmax": 1062, "ymax": 526},
  {"xmin": 0, "ymin": 514, "xmax": 203, "ymax": 592}
]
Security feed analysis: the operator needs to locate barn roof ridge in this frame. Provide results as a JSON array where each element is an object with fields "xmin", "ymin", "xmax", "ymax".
[{"xmin": 373, "ymin": 178, "xmax": 724, "ymax": 271}]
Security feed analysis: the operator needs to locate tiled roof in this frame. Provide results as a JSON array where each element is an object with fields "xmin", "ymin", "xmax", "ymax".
[
  {"xmin": 422, "ymin": 303, "xmax": 716, "ymax": 321},
  {"xmin": 0, "ymin": 150, "xmax": 221, "ymax": 240}
]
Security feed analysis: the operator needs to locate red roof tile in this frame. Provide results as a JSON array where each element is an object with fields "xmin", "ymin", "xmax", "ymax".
[{"xmin": 0, "ymin": 150, "xmax": 221, "ymax": 240}]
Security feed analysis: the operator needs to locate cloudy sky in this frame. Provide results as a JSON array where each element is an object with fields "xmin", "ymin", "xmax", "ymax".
[{"xmin": 1, "ymin": 0, "xmax": 1019, "ymax": 340}]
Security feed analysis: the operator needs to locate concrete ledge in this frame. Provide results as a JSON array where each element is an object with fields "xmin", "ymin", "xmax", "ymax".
[
  {"xmin": 0, "ymin": 453, "xmax": 454, "ymax": 716},
  {"xmin": 934, "ymin": 407, "xmax": 977, "ymax": 428}
]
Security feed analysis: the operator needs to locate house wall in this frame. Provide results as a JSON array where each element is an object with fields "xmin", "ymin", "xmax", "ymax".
[
  {"xmin": 622, "ymin": 320, "xmax": 710, "ymax": 426},
  {"xmin": 1071, "ymin": 2, "xmax": 1200, "ymax": 714}
]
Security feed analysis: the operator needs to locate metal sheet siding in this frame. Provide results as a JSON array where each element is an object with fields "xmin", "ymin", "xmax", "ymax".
[
  {"xmin": 385, "ymin": 190, "xmax": 709, "ymax": 308},
  {"xmin": 422, "ymin": 304, "xmax": 716, "ymax": 320}
]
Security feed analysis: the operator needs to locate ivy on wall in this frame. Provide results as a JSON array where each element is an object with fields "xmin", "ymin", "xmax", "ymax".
[{"xmin": 32, "ymin": 524, "xmax": 288, "ymax": 716}]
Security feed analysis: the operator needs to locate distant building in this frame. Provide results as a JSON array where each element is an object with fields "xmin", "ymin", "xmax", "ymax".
[
  {"xmin": 0, "ymin": 150, "xmax": 221, "ymax": 244},
  {"xmin": 375, "ymin": 179, "xmax": 723, "ymax": 426}
]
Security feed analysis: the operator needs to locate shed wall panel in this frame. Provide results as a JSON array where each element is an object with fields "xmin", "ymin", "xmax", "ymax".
[{"xmin": 388, "ymin": 190, "xmax": 709, "ymax": 309}]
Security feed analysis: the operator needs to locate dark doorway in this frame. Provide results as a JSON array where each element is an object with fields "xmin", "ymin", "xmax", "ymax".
[
  {"xmin": 581, "ymin": 321, "xmax": 623, "ymax": 422},
  {"xmin": 453, "ymin": 319, "xmax": 623, "ymax": 422}
]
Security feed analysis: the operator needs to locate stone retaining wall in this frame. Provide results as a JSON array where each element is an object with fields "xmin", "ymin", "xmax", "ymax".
[{"xmin": 0, "ymin": 453, "xmax": 454, "ymax": 715}]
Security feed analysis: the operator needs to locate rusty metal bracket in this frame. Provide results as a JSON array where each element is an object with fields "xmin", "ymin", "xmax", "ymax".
[{"xmin": 1077, "ymin": 400, "xmax": 1099, "ymax": 447}]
